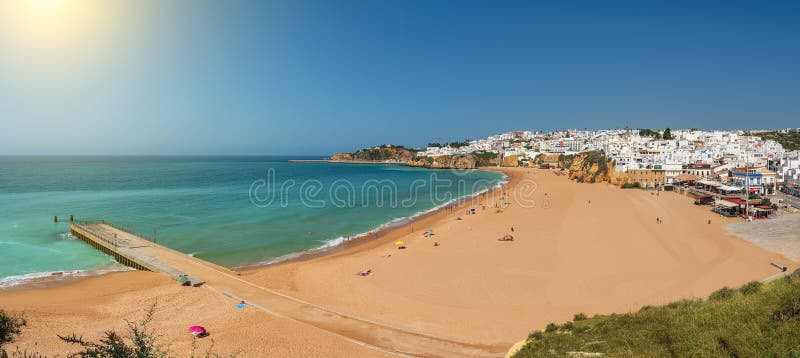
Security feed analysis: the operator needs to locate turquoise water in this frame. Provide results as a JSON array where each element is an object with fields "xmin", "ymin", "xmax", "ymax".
[{"xmin": 0, "ymin": 156, "xmax": 503, "ymax": 286}]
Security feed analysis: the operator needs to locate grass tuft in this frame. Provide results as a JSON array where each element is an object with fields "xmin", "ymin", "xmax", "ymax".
[
  {"xmin": 513, "ymin": 277, "xmax": 800, "ymax": 357},
  {"xmin": 739, "ymin": 281, "xmax": 762, "ymax": 295},
  {"xmin": 708, "ymin": 287, "xmax": 736, "ymax": 301}
]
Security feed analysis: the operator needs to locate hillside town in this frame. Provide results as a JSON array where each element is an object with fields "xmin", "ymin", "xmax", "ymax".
[{"xmin": 415, "ymin": 128, "xmax": 800, "ymax": 217}]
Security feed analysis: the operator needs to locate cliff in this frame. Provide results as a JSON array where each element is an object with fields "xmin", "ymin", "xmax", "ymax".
[
  {"xmin": 329, "ymin": 145, "xmax": 415, "ymax": 162},
  {"xmin": 534, "ymin": 151, "xmax": 628, "ymax": 185},
  {"xmin": 330, "ymin": 146, "xmax": 499, "ymax": 169},
  {"xmin": 408, "ymin": 154, "xmax": 476, "ymax": 169}
]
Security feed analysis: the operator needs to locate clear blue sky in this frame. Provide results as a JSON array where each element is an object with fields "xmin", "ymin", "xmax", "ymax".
[{"xmin": 0, "ymin": 0, "xmax": 798, "ymax": 155}]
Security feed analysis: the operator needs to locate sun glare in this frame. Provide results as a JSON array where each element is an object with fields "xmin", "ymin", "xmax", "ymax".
[
  {"xmin": 0, "ymin": 0, "xmax": 118, "ymax": 66},
  {"xmin": 32, "ymin": 0, "xmax": 67, "ymax": 13}
]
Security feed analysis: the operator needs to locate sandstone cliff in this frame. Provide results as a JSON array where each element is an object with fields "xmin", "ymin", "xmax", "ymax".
[
  {"xmin": 534, "ymin": 151, "xmax": 629, "ymax": 185},
  {"xmin": 502, "ymin": 154, "xmax": 521, "ymax": 167},
  {"xmin": 329, "ymin": 145, "xmax": 415, "ymax": 162},
  {"xmin": 330, "ymin": 145, "xmax": 499, "ymax": 169},
  {"xmin": 408, "ymin": 154, "xmax": 481, "ymax": 169}
]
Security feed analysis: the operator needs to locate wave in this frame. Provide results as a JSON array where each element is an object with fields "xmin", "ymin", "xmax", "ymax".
[
  {"xmin": 247, "ymin": 172, "xmax": 509, "ymax": 267},
  {"xmin": 0, "ymin": 264, "xmax": 134, "ymax": 289},
  {"xmin": 59, "ymin": 232, "xmax": 77, "ymax": 240}
]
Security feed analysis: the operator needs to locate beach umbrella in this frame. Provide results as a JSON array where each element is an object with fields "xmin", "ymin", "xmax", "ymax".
[
  {"xmin": 188, "ymin": 326, "xmax": 206, "ymax": 336},
  {"xmin": 176, "ymin": 275, "xmax": 188, "ymax": 283},
  {"xmin": 503, "ymin": 234, "xmax": 513, "ymax": 240},
  {"xmin": 394, "ymin": 240, "xmax": 404, "ymax": 245},
  {"xmin": 426, "ymin": 228, "xmax": 433, "ymax": 233}
]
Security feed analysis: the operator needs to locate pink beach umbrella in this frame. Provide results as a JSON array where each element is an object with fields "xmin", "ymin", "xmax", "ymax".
[{"xmin": 188, "ymin": 326, "xmax": 206, "ymax": 336}]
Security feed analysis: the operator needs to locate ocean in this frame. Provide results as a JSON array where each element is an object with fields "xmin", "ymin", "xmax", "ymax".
[{"xmin": 0, "ymin": 156, "xmax": 504, "ymax": 287}]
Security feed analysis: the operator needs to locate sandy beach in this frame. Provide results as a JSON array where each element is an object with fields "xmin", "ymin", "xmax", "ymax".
[{"xmin": 1, "ymin": 168, "xmax": 795, "ymax": 357}]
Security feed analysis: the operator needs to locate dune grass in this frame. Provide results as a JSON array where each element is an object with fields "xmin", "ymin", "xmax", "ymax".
[{"xmin": 513, "ymin": 270, "xmax": 800, "ymax": 357}]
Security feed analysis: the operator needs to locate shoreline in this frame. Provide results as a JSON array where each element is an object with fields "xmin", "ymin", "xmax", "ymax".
[
  {"xmin": 2, "ymin": 167, "xmax": 796, "ymax": 357},
  {"xmin": 0, "ymin": 167, "xmax": 511, "ymax": 291},
  {"xmin": 234, "ymin": 168, "xmax": 511, "ymax": 271}
]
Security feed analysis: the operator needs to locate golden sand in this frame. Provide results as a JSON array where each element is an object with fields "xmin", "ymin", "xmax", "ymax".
[{"xmin": 1, "ymin": 168, "xmax": 793, "ymax": 357}]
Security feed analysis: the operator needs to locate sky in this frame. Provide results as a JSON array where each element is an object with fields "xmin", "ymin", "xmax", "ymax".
[{"xmin": 0, "ymin": 0, "xmax": 798, "ymax": 155}]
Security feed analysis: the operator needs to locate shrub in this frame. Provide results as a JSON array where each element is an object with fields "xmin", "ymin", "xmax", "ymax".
[
  {"xmin": 621, "ymin": 182, "xmax": 642, "ymax": 189},
  {"xmin": 58, "ymin": 304, "xmax": 168, "ymax": 358},
  {"xmin": 771, "ymin": 284, "xmax": 800, "ymax": 321},
  {"xmin": 0, "ymin": 309, "xmax": 26, "ymax": 347},
  {"xmin": 561, "ymin": 321, "xmax": 574, "ymax": 331},
  {"xmin": 573, "ymin": 312, "xmax": 588, "ymax": 321},
  {"xmin": 544, "ymin": 323, "xmax": 559, "ymax": 333},
  {"xmin": 709, "ymin": 287, "xmax": 736, "ymax": 301},
  {"xmin": 528, "ymin": 331, "xmax": 543, "ymax": 340},
  {"xmin": 572, "ymin": 325, "xmax": 590, "ymax": 334},
  {"xmin": 739, "ymin": 281, "xmax": 762, "ymax": 295},
  {"xmin": 665, "ymin": 299, "xmax": 702, "ymax": 309}
]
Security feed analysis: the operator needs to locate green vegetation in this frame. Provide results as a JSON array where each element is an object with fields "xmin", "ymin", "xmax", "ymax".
[
  {"xmin": 621, "ymin": 182, "xmax": 642, "ymax": 189},
  {"xmin": 752, "ymin": 131, "xmax": 800, "ymax": 151},
  {"xmin": 639, "ymin": 128, "xmax": 662, "ymax": 139},
  {"xmin": 472, "ymin": 151, "xmax": 498, "ymax": 167},
  {"xmin": 58, "ymin": 304, "xmax": 169, "ymax": 358},
  {"xmin": 1, "ymin": 309, "xmax": 26, "ymax": 357},
  {"xmin": 426, "ymin": 140, "xmax": 471, "ymax": 148},
  {"xmin": 0, "ymin": 304, "xmax": 234, "ymax": 358},
  {"xmin": 351, "ymin": 146, "xmax": 416, "ymax": 161},
  {"xmin": 662, "ymin": 128, "xmax": 674, "ymax": 140},
  {"xmin": 761, "ymin": 198, "xmax": 780, "ymax": 211},
  {"xmin": 513, "ymin": 270, "xmax": 800, "ymax": 357}
]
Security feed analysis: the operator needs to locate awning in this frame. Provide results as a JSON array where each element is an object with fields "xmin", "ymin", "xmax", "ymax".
[
  {"xmin": 714, "ymin": 200, "xmax": 739, "ymax": 208},
  {"xmin": 718, "ymin": 185, "xmax": 743, "ymax": 192},
  {"xmin": 699, "ymin": 180, "xmax": 721, "ymax": 187}
]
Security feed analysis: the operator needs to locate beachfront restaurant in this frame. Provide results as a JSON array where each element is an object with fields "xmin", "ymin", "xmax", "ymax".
[
  {"xmin": 717, "ymin": 185, "xmax": 744, "ymax": 195},
  {"xmin": 750, "ymin": 205, "xmax": 773, "ymax": 219},
  {"xmin": 696, "ymin": 180, "xmax": 743, "ymax": 195},
  {"xmin": 697, "ymin": 179, "xmax": 722, "ymax": 193},
  {"xmin": 713, "ymin": 200, "xmax": 739, "ymax": 217}
]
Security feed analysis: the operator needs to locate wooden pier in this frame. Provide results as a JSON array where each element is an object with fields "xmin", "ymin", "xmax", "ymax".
[
  {"xmin": 70, "ymin": 222, "xmax": 218, "ymax": 286},
  {"xmin": 69, "ymin": 221, "xmax": 504, "ymax": 356}
]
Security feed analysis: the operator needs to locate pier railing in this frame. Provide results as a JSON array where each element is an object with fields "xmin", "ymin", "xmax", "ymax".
[{"xmin": 74, "ymin": 220, "xmax": 158, "ymax": 243}]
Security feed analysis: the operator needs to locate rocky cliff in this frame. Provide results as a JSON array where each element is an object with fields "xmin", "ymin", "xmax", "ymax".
[
  {"xmin": 330, "ymin": 145, "xmax": 499, "ymax": 169},
  {"xmin": 534, "ymin": 151, "xmax": 628, "ymax": 185},
  {"xmin": 408, "ymin": 154, "xmax": 478, "ymax": 169},
  {"xmin": 329, "ymin": 145, "xmax": 415, "ymax": 162}
]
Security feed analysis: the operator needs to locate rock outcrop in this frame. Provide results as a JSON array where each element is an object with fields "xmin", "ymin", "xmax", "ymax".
[
  {"xmin": 408, "ymin": 154, "xmax": 480, "ymax": 169},
  {"xmin": 330, "ymin": 145, "xmax": 500, "ymax": 169},
  {"xmin": 566, "ymin": 151, "xmax": 632, "ymax": 184},
  {"xmin": 533, "ymin": 151, "xmax": 628, "ymax": 184},
  {"xmin": 329, "ymin": 152, "xmax": 354, "ymax": 161},
  {"xmin": 329, "ymin": 145, "xmax": 415, "ymax": 162},
  {"xmin": 502, "ymin": 154, "xmax": 521, "ymax": 167}
]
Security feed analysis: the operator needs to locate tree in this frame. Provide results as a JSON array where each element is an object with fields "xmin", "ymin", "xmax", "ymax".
[
  {"xmin": 639, "ymin": 129, "xmax": 661, "ymax": 139},
  {"xmin": 663, "ymin": 128, "xmax": 674, "ymax": 140}
]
